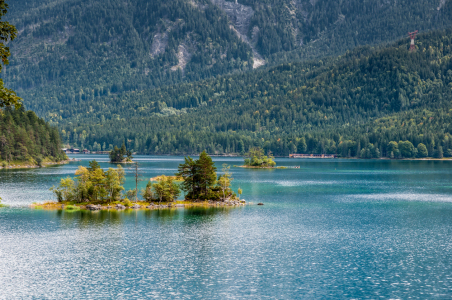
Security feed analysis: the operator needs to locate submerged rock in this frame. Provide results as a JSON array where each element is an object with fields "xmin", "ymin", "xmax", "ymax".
[{"xmin": 257, "ymin": 203, "xmax": 264, "ymax": 206}]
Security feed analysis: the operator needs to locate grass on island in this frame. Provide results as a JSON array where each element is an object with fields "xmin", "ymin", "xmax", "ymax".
[
  {"xmin": 235, "ymin": 165, "xmax": 287, "ymax": 169},
  {"xmin": 150, "ymin": 175, "xmax": 184, "ymax": 182},
  {"xmin": 30, "ymin": 198, "xmax": 246, "ymax": 211}
]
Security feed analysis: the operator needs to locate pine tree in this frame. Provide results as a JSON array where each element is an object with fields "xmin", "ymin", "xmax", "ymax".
[{"xmin": 196, "ymin": 151, "xmax": 217, "ymax": 197}]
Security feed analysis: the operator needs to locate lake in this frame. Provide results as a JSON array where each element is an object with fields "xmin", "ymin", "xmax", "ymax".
[{"xmin": 1, "ymin": 155, "xmax": 452, "ymax": 298}]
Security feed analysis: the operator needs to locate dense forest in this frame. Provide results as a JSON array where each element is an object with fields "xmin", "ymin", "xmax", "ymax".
[
  {"xmin": 2, "ymin": 0, "xmax": 452, "ymax": 117},
  {"xmin": 3, "ymin": 0, "xmax": 452, "ymax": 159},
  {"xmin": 3, "ymin": 0, "xmax": 254, "ymax": 116},
  {"xmin": 0, "ymin": 0, "xmax": 65, "ymax": 166},
  {"xmin": 58, "ymin": 27, "xmax": 452, "ymax": 158},
  {"xmin": 0, "ymin": 107, "xmax": 66, "ymax": 164}
]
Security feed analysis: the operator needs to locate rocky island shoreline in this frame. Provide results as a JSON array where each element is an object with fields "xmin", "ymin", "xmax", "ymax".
[{"xmin": 31, "ymin": 198, "xmax": 250, "ymax": 211}]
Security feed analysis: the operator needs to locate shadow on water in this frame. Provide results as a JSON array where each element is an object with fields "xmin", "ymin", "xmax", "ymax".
[{"xmin": 54, "ymin": 206, "xmax": 239, "ymax": 227}]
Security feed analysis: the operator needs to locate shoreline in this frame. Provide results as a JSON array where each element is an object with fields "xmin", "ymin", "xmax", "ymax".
[
  {"xmin": 30, "ymin": 199, "xmax": 249, "ymax": 211},
  {"xmin": 237, "ymin": 165, "xmax": 287, "ymax": 169},
  {"xmin": 0, "ymin": 159, "xmax": 75, "ymax": 170}
]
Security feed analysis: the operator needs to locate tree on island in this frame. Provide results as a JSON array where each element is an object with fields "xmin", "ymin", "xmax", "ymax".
[
  {"xmin": 218, "ymin": 164, "xmax": 233, "ymax": 201},
  {"xmin": 141, "ymin": 181, "xmax": 154, "ymax": 202},
  {"xmin": 177, "ymin": 156, "xmax": 199, "ymax": 197},
  {"xmin": 244, "ymin": 147, "xmax": 276, "ymax": 167},
  {"xmin": 51, "ymin": 160, "xmax": 126, "ymax": 203},
  {"xmin": 177, "ymin": 151, "xmax": 234, "ymax": 201},
  {"xmin": 197, "ymin": 151, "xmax": 217, "ymax": 196},
  {"xmin": 152, "ymin": 175, "xmax": 181, "ymax": 204},
  {"xmin": 109, "ymin": 143, "xmax": 133, "ymax": 163}
]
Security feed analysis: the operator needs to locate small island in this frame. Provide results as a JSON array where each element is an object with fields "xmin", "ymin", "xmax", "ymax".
[
  {"xmin": 33, "ymin": 151, "xmax": 248, "ymax": 211},
  {"xmin": 240, "ymin": 147, "xmax": 285, "ymax": 169},
  {"xmin": 109, "ymin": 143, "xmax": 133, "ymax": 163}
]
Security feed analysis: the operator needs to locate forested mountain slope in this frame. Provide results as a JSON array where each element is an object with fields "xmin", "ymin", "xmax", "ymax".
[
  {"xmin": 3, "ymin": 0, "xmax": 254, "ymax": 115},
  {"xmin": 3, "ymin": 0, "xmax": 452, "ymax": 116},
  {"xmin": 56, "ymin": 28, "xmax": 452, "ymax": 157}
]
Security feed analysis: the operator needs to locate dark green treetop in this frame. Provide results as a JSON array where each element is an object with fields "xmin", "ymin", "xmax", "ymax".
[
  {"xmin": 176, "ymin": 151, "xmax": 218, "ymax": 200},
  {"xmin": 0, "ymin": 0, "xmax": 21, "ymax": 108},
  {"xmin": 109, "ymin": 143, "xmax": 132, "ymax": 163},
  {"xmin": 196, "ymin": 151, "xmax": 217, "ymax": 196}
]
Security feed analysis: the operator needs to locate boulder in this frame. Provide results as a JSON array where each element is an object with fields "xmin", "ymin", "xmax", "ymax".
[
  {"xmin": 131, "ymin": 204, "xmax": 142, "ymax": 209},
  {"xmin": 175, "ymin": 204, "xmax": 185, "ymax": 207},
  {"xmin": 115, "ymin": 204, "xmax": 126, "ymax": 210}
]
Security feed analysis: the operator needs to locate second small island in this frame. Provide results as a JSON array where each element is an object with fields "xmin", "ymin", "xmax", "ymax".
[{"xmin": 241, "ymin": 147, "xmax": 286, "ymax": 169}]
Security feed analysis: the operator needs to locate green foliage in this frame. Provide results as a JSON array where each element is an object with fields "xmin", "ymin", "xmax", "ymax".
[
  {"xmin": 51, "ymin": 28, "xmax": 452, "ymax": 159},
  {"xmin": 244, "ymin": 147, "xmax": 276, "ymax": 167},
  {"xmin": 398, "ymin": 141, "xmax": 416, "ymax": 158},
  {"xmin": 51, "ymin": 160, "xmax": 125, "ymax": 203},
  {"xmin": 106, "ymin": 165, "xmax": 125, "ymax": 202},
  {"xmin": 5, "ymin": 0, "xmax": 452, "ymax": 112},
  {"xmin": 0, "ymin": 107, "xmax": 66, "ymax": 162},
  {"xmin": 0, "ymin": 0, "xmax": 21, "ymax": 108},
  {"xmin": 50, "ymin": 177, "xmax": 76, "ymax": 202},
  {"xmin": 217, "ymin": 164, "xmax": 233, "ymax": 201},
  {"xmin": 109, "ymin": 143, "xmax": 132, "ymax": 163},
  {"xmin": 141, "ymin": 181, "xmax": 154, "ymax": 202},
  {"xmin": 4, "ymin": 0, "xmax": 252, "ymax": 116},
  {"xmin": 177, "ymin": 151, "xmax": 222, "ymax": 200},
  {"xmin": 152, "ymin": 175, "xmax": 181, "ymax": 203},
  {"xmin": 196, "ymin": 151, "xmax": 217, "ymax": 195},
  {"xmin": 417, "ymin": 143, "xmax": 428, "ymax": 158}
]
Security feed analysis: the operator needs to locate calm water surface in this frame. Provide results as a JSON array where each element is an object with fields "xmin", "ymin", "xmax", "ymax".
[{"xmin": 1, "ymin": 155, "xmax": 452, "ymax": 299}]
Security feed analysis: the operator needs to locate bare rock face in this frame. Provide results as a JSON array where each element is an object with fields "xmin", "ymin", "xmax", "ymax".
[
  {"xmin": 150, "ymin": 32, "xmax": 168, "ymax": 58},
  {"xmin": 211, "ymin": 0, "xmax": 266, "ymax": 69},
  {"xmin": 211, "ymin": 0, "xmax": 253, "ymax": 36},
  {"xmin": 170, "ymin": 43, "xmax": 192, "ymax": 72}
]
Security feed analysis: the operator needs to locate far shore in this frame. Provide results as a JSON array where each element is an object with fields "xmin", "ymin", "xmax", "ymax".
[
  {"xmin": 70, "ymin": 153, "xmax": 452, "ymax": 161},
  {"xmin": 0, "ymin": 159, "xmax": 76, "ymax": 170}
]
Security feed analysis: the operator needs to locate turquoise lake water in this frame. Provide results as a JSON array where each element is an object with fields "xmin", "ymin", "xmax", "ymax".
[{"xmin": 1, "ymin": 155, "xmax": 452, "ymax": 298}]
